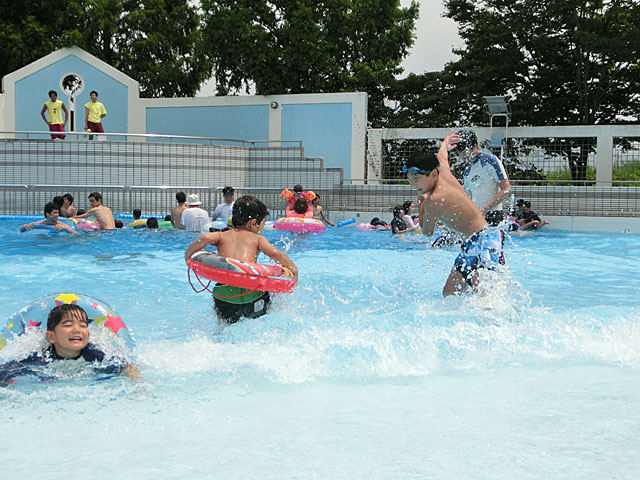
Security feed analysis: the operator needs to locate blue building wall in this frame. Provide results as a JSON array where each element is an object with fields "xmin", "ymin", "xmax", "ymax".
[
  {"xmin": 14, "ymin": 55, "xmax": 128, "ymax": 134},
  {"xmin": 281, "ymin": 103, "xmax": 352, "ymax": 178},
  {"xmin": 146, "ymin": 105, "xmax": 270, "ymax": 142}
]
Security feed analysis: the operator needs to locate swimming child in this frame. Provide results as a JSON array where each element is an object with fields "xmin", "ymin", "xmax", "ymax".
[
  {"xmin": 390, "ymin": 206, "xmax": 410, "ymax": 235},
  {"xmin": 184, "ymin": 195, "xmax": 298, "ymax": 323},
  {"xmin": 405, "ymin": 131, "xmax": 505, "ymax": 295},
  {"xmin": 401, "ymin": 200, "xmax": 419, "ymax": 232},
  {"xmin": 280, "ymin": 184, "xmax": 316, "ymax": 218},
  {"xmin": 171, "ymin": 192, "xmax": 188, "ymax": 229},
  {"xmin": 19, "ymin": 202, "xmax": 79, "ymax": 234},
  {"xmin": 60, "ymin": 194, "xmax": 76, "ymax": 217},
  {"xmin": 517, "ymin": 200, "xmax": 550, "ymax": 230},
  {"xmin": 311, "ymin": 195, "xmax": 335, "ymax": 226},
  {"xmin": 0, "ymin": 303, "xmax": 138, "ymax": 386},
  {"xmin": 72, "ymin": 192, "xmax": 116, "ymax": 230}
]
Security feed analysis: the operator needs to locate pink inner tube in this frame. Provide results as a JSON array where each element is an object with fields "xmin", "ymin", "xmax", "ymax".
[
  {"xmin": 274, "ymin": 217, "xmax": 325, "ymax": 233},
  {"xmin": 75, "ymin": 220, "xmax": 102, "ymax": 230}
]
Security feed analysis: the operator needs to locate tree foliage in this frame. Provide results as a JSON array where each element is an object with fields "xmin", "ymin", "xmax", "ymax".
[
  {"xmin": 199, "ymin": 0, "xmax": 419, "ymax": 125},
  {"xmin": 391, "ymin": 0, "xmax": 640, "ymax": 128},
  {"xmin": 0, "ymin": 0, "xmax": 208, "ymax": 98},
  {"xmin": 388, "ymin": 0, "xmax": 640, "ymax": 181}
]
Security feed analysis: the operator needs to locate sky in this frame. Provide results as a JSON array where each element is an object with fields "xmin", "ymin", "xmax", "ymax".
[
  {"xmin": 196, "ymin": 0, "xmax": 462, "ymax": 96},
  {"xmin": 399, "ymin": 0, "xmax": 462, "ymax": 76}
]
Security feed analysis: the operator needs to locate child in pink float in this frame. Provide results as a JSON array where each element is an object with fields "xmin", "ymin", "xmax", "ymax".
[{"xmin": 280, "ymin": 184, "xmax": 316, "ymax": 218}]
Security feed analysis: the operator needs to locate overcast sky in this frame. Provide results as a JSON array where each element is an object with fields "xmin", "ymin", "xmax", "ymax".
[{"xmin": 399, "ymin": 0, "xmax": 462, "ymax": 76}]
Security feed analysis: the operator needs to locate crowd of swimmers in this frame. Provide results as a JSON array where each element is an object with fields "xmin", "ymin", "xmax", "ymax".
[
  {"xmin": 4, "ymin": 129, "xmax": 560, "ymax": 386},
  {"xmin": 15, "ymin": 129, "xmax": 552, "ymax": 321}
]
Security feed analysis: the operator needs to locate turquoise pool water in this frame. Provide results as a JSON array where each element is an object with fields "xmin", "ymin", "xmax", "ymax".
[{"xmin": 1, "ymin": 219, "xmax": 639, "ymax": 478}]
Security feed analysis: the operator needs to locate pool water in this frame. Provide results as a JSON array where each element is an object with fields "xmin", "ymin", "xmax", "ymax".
[{"xmin": 1, "ymin": 220, "xmax": 639, "ymax": 479}]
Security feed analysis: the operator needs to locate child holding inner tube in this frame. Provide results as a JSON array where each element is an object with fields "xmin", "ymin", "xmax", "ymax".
[
  {"xmin": 0, "ymin": 303, "xmax": 138, "ymax": 386},
  {"xmin": 184, "ymin": 195, "xmax": 298, "ymax": 324},
  {"xmin": 19, "ymin": 202, "xmax": 79, "ymax": 234}
]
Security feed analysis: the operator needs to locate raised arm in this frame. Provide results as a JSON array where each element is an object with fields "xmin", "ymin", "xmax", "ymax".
[{"xmin": 437, "ymin": 131, "xmax": 461, "ymax": 175}]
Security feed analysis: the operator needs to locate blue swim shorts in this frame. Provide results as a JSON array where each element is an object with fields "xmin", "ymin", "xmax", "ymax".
[{"xmin": 454, "ymin": 227, "xmax": 505, "ymax": 286}]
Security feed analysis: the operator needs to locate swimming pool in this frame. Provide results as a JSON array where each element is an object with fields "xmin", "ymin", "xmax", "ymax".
[{"xmin": 1, "ymin": 219, "xmax": 639, "ymax": 478}]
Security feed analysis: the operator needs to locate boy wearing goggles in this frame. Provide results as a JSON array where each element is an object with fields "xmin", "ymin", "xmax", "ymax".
[{"xmin": 405, "ymin": 132, "xmax": 504, "ymax": 295}]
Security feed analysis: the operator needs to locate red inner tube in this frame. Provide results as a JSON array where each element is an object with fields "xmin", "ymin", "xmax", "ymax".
[{"xmin": 187, "ymin": 251, "xmax": 295, "ymax": 293}]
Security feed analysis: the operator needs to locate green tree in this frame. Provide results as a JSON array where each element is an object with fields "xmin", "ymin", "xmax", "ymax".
[
  {"xmin": 0, "ymin": 0, "xmax": 208, "ymax": 98},
  {"xmin": 442, "ymin": 0, "xmax": 640, "ymax": 126},
  {"xmin": 199, "ymin": 0, "xmax": 419, "ymax": 126},
  {"xmin": 390, "ymin": 0, "xmax": 640, "ymax": 181}
]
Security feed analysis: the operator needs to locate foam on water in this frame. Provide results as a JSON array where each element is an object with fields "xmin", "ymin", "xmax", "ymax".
[{"xmin": 1, "ymin": 219, "xmax": 639, "ymax": 478}]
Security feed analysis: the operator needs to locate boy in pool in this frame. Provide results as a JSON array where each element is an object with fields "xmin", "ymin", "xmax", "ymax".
[
  {"xmin": 60, "ymin": 193, "xmax": 76, "ymax": 217},
  {"xmin": 405, "ymin": 131, "xmax": 504, "ymax": 295},
  {"xmin": 185, "ymin": 195, "xmax": 298, "ymax": 323},
  {"xmin": 72, "ymin": 191, "xmax": 115, "ymax": 230},
  {"xmin": 311, "ymin": 195, "xmax": 335, "ymax": 226},
  {"xmin": 0, "ymin": 304, "xmax": 138, "ymax": 386},
  {"xmin": 19, "ymin": 202, "xmax": 79, "ymax": 234}
]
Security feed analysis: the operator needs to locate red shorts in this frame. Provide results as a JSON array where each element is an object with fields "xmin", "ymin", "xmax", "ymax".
[
  {"xmin": 87, "ymin": 121, "xmax": 104, "ymax": 133},
  {"xmin": 49, "ymin": 124, "xmax": 66, "ymax": 139}
]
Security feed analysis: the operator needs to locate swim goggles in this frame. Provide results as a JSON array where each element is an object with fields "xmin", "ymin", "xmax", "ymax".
[{"xmin": 402, "ymin": 165, "xmax": 436, "ymax": 176}]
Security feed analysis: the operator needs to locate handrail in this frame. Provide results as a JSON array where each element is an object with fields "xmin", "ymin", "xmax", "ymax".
[
  {"xmin": 33, "ymin": 184, "xmax": 125, "ymax": 190},
  {"xmin": 0, "ymin": 130, "xmax": 303, "ymax": 149},
  {"xmin": 131, "ymin": 185, "xmax": 211, "ymax": 190},
  {"xmin": 0, "ymin": 184, "xmax": 28, "ymax": 189}
]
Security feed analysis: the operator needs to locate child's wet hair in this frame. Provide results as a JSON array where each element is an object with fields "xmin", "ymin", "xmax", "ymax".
[
  {"xmin": 44, "ymin": 202, "xmax": 58, "ymax": 216},
  {"xmin": 231, "ymin": 195, "xmax": 268, "ymax": 227},
  {"xmin": 402, "ymin": 201, "xmax": 413, "ymax": 214},
  {"xmin": 393, "ymin": 206, "xmax": 404, "ymax": 219},
  {"xmin": 293, "ymin": 184, "xmax": 303, "ymax": 193},
  {"xmin": 47, "ymin": 304, "xmax": 88, "ymax": 331},
  {"xmin": 406, "ymin": 149, "xmax": 438, "ymax": 172}
]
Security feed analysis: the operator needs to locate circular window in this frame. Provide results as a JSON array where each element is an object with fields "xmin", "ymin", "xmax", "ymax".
[{"xmin": 60, "ymin": 72, "xmax": 84, "ymax": 97}]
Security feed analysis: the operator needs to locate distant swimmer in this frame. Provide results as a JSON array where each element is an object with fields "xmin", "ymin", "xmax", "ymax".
[
  {"xmin": 19, "ymin": 202, "xmax": 79, "ymax": 234},
  {"xmin": 72, "ymin": 192, "xmax": 115, "ymax": 230}
]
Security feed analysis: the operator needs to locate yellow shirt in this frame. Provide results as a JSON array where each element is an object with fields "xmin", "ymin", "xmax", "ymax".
[
  {"xmin": 45, "ymin": 100, "xmax": 65, "ymax": 125},
  {"xmin": 85, "ymin": 101, "xmax": 106, "ymax": 123}
]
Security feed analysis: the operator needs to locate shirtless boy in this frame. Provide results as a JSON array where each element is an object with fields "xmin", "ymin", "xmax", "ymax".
[
  {"xmin": 311, "ymin": 196, "xmax": 335, "ymax": 226},
  {"xmin": 185, "ymin": 195, "xmax": 298, "ymax": 323},
  {"xmin": 171, "ymin": 192, "xmax": 187, "ymax": 229},
  {"xmin": 61, "ymin": 194, "xmax": 76, "ymax": 217},
  {"xmin": 405, "ymin": 132, "xmax": 504, "ymax": 295},
  {"xmin": 19, "ymin": 202, "xmax": 79, "ymax": 234},
  {"xmin": 73, "ymin": 192, "xmax": 115, "ymax": 230}
]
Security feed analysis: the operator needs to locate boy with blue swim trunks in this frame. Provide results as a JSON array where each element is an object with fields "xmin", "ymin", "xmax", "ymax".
[{"xmin": 404, "ymin": 132, "xmax": 505, "ymax": 295}]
